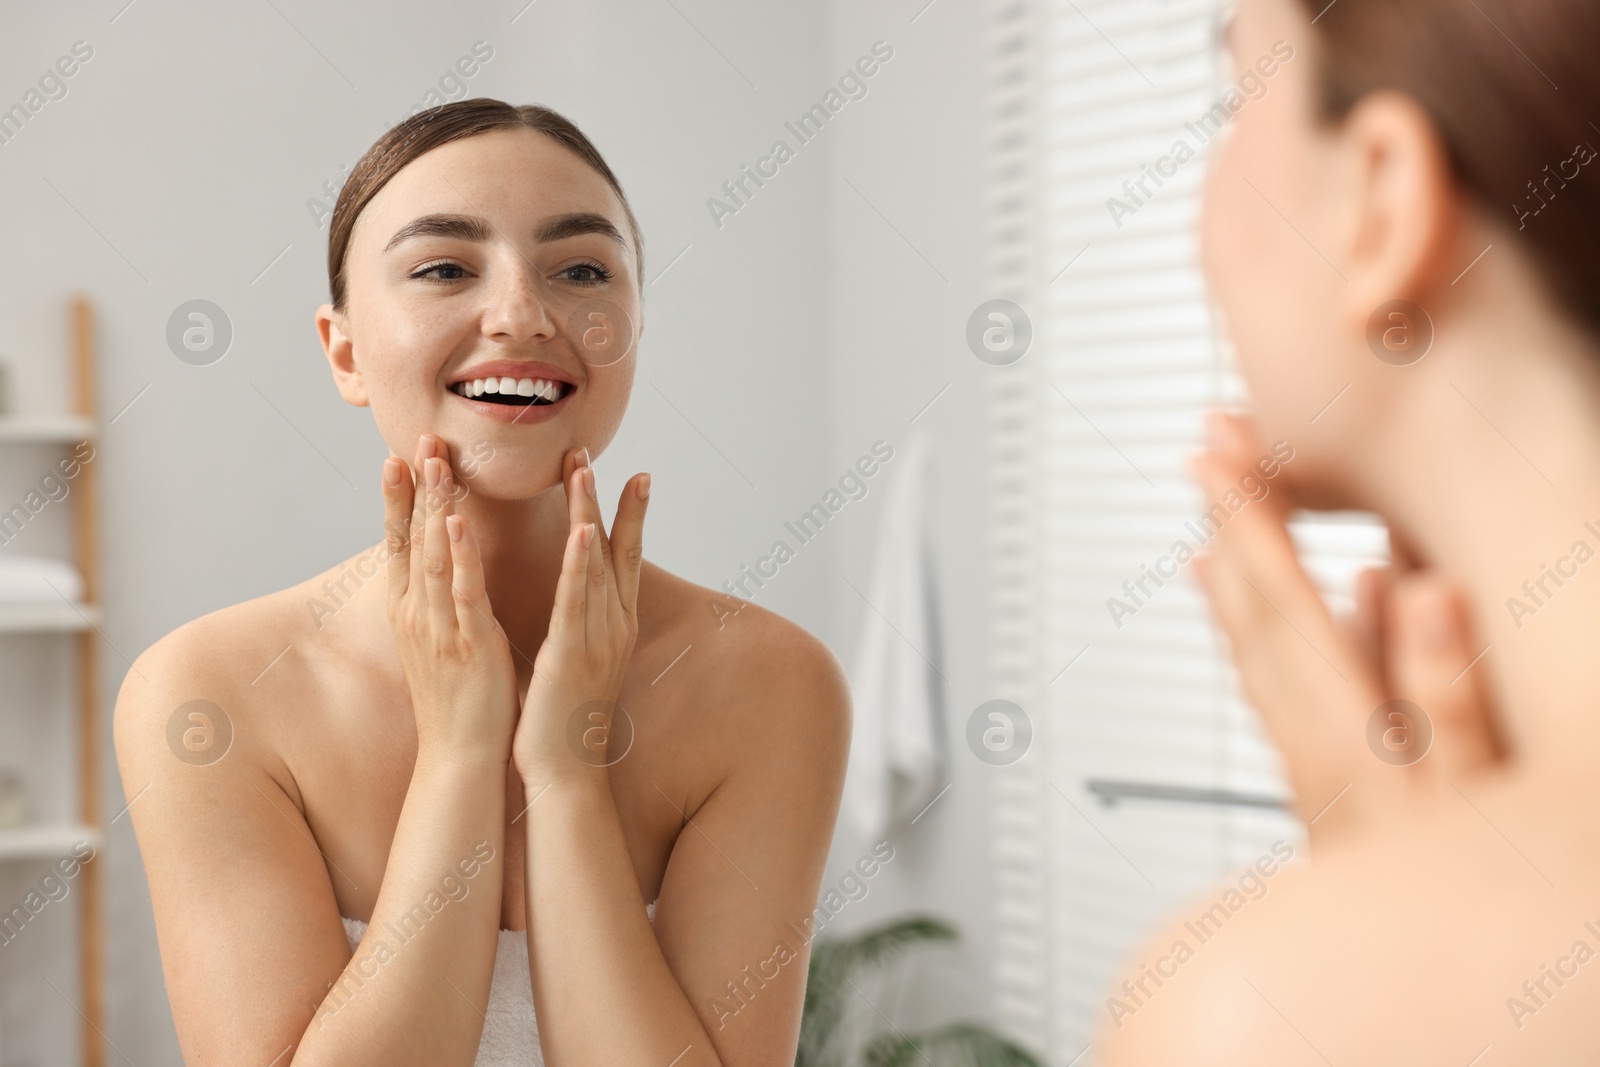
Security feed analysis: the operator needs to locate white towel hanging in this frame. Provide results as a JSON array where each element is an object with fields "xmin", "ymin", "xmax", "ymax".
[{"xmin": 841, "ymin": 426, "xmax": 948, "ymax": 840}]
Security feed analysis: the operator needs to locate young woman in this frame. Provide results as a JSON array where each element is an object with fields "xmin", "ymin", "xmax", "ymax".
[
  {"xmin": 1103, "ymin": 0, "xmax": 1600, "ymax": 1061},
  {"xmin": 114, "ymin": 101, "xmax": 851, "ymax": 1067}
]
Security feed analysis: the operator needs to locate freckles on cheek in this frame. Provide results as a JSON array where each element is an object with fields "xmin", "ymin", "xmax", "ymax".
[
  {"xmin": 586, "ymin": 365, "xmax": 634, "ymax": 423},
  {"xmin": 379, "ymin": 304, "xmax": 455, "ymax": 357},
  {"xmin": 364, "ymin": 361, "xmax": 414, "ymax": 403},
  {"xmin": 360, "ymin": 308, "xmax": 461, "ymax": 394}
]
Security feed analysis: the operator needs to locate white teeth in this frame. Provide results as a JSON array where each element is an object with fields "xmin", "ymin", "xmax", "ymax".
[{"xmin": 451, "ymin": 376, "xmax": 567, "ymax": 401}]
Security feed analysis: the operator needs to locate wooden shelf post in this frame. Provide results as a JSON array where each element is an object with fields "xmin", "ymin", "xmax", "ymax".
[{"xmin": 72, "ymin": 294, "xmax": 104, "ymax": 1067}]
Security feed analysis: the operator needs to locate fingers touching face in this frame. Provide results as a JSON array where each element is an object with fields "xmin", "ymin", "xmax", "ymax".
[
  {"xmin": 557, "ymin": 446, "xmax": 650, "ymax": 619},
  {"xmin": 379, "ymin": 435, "xmax": 459, "ymax": 615},
  {"xmin": 1190, "ymin": 407, "xmax": 1505, "ymax": 832},
  {"xmin": 383, "ymin": 438, "xmax": 647, "ymax": 617}
]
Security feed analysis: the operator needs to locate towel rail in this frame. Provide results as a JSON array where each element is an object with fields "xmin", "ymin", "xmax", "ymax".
[{"xmin": 1085, "ymin": 778, "xmax": 1289, "ymax": 811}]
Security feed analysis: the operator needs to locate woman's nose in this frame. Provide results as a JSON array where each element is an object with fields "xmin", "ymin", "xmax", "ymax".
[{"xmin": 482, "ymin": 266, "xmax": 557, "ymax": 342}]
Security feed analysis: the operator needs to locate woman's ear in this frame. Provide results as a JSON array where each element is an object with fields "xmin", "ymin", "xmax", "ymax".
[
  {"xmin": 316, "ymin": 303, "xmax": 370, "ymax": 408},
  {"xmin": 1334, "ymin": 89, "xmax": 1463, "ymax": 330}
]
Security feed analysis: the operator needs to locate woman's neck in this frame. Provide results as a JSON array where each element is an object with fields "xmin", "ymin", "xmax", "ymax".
[
  {"xmin": 450, "ymin": 481, "xmax": 575, "ymax": 680},
  {"xmin": 1352, "ymin": 311, "xmax": 1600, "ymax": 778}
]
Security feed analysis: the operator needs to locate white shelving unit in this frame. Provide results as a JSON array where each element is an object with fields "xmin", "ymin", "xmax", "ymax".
[
  {"xmin": 0, "ymin": 417, "xmax": 96, "ymax": 446},
  {"xmin": 0, "ymin": 826, "xmax": 104, "ymax": 864},
  {"xmin": 0, "ymin": 296, "xmax": 104, "ymax": 1067},
  {"xmin": 0, "ymin": 603, "xmax": 103, "ymax": 634}
]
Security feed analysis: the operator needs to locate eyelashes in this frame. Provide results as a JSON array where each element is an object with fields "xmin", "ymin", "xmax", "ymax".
[
  {"xmin": 408, "ymin": 259, "xmax": 616, "ymax": 285},
  {"xmin": 562, "ymin": 260, "xmax": 614, "ymax": 284},
  {"xmin": 411, "ymin": 260, "xmax": 467, "ymax": 283}
]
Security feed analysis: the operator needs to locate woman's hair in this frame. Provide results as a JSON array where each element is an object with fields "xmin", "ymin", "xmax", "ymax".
[
  {"xmin": 1296, "ymin": 0, "xmax": 1600, "ymax": 336},
  {"xmin": 326, "ymin": 99, "xmax": 644, "ymax": 312}
]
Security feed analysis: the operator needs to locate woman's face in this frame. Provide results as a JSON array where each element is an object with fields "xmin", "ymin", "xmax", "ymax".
[
  {"xmin": 319, "ymin": 127, "xmax": 641, "ymax": 500},
  {"xmin": 1200, "ymin": 0, "xmax": 1356, "ymax": 498}
]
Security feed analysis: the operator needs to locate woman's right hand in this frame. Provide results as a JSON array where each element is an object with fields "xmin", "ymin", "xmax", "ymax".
[
  {"xmin": 382, "ymin": 433, "xmax": 518, "ymax": 766},
  {"xmin": 1190, "ymin": 412, "xmax": 1508, "ymax": 849}
]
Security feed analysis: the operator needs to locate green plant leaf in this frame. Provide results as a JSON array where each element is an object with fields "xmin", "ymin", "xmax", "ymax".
[
  {"xmin": 860, "ymin": 1023, "xmax": 1047, "ymax": 1067},
  {"xmin": 796, "ymin": 916, "xmax": 962, "ymax": 1067}
]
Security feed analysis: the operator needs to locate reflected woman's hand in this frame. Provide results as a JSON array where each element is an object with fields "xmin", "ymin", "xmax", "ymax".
[
  {"xmin": 513, "ymin": 448, "xmax": 650, "ymax": 789},
  {"xmin": 1189, "ymin": 411, "xmax": 1506, "ymax": 849},
  {"xmin": 382, "ymin": 433, "xmax": 520, "ymax": 766}
]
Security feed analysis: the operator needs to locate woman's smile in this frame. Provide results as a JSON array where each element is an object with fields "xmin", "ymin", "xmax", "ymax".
[{"xmin": 444, "ymin": 358, "xmax": 579, "ymax": 424}]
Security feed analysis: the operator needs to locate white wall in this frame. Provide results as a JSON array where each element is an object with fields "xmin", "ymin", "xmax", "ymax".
[
  {"xmin": 0, "ymin": 1, "xmax": 1005, "ymax": 1062},
  {"xmin": 812, "ymin": 0, "xmax": 1004, "ymax": 1039}
]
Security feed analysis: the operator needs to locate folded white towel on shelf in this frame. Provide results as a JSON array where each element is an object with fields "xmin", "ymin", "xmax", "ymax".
[
  {"xmin": 841, "ymin": 426, "xmax": 948, "ymax": 841},
  {"xmin": 0, "ymin": 554, "xmax": 83, "ymax": 603}
]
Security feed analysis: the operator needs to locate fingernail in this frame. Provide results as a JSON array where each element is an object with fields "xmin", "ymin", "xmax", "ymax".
[
  {"xmin": 583, "ymin": 446, "xmax": 592, "ymax": 467},
  {"xmin": 426, "ymin": 457, "xmax": 441, "ymax": 488},
  {"xmin": 447, "ymin": 515, "xmax": 463, "ymax": 543},
  {"xmin": 582, "ymin": 522, "xmax": 596, "ymax": 547},
  {"xmin": 383, "ymin": 458, "xmax": 401, "ymax": 487},
  {"xmin": 584, "ymin": 467, "xmax": 597, "ymax": 499},
  {"xmin": 638, "ymin": 473, "xmax": 651, "ymax": 500}
]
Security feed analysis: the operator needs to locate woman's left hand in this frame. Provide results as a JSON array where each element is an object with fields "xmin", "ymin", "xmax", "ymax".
[{"xmin": 513, "ymin": 447, "xmax": 651, "ymax": 789}]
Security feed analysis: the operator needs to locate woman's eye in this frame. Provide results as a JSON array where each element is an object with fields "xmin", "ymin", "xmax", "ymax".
[
  {"xmin": 412, "ymin": 261, "xmax": 467, "ymax": 283},
  {"xmin": 558, "ymin": 262, "xmax": 613, "ymax": 285}
]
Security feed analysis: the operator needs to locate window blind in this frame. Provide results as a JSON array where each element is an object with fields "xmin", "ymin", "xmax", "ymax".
[{"xmin": 983, "ymin": 0, "xmax": 1388, "ymax": 1058}]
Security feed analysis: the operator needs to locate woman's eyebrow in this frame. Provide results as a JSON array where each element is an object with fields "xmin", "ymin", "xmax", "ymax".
[
  {"xmin": 384, "ymin": 213, "xmax": 493, "ymax": 252},
  {"xmin": 534, "ymin": 211, "xmax": 627, "ymax": 248},
  {"xmin": 384, "ymin": 211, "xmax": 626, "ymax": 253}
]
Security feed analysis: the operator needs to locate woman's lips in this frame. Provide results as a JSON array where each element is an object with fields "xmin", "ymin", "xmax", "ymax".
[{"xmin": 448, "ymin": 384, "xmax": 574, "ymax": 424}]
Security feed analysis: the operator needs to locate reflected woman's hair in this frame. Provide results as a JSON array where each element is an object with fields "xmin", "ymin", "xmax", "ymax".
[
  {"xmin": 324, "ymin": 100, "xmax": 647, "ymax": 312},
  {"xmin": 1295, "ymin": 0, "xmax": 1600, "ymax": 334}
]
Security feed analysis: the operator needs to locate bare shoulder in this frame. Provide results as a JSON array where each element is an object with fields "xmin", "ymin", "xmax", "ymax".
[
  {"xmin": 112, "ymin": 569, "xmax": 343, "ymax": 797},
  {"xmin": 111, "ymin": 568, "xmax": 378, "ymax": 1062},
  {"xmin": 636, "ymin": 561, "xmax": 852, "ymax": 767},
  {"xmin": 1098, "ymin": 821, "xmax": 1600, "ymax": 1065},
  {"xmin": 1095, "ymin": 839, "xmax": 1316, "ymax": 1067}
]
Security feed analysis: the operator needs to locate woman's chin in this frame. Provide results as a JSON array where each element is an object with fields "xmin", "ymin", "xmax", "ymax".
[
  {"xmin": 454, "ymin": 473, "xmax": 569, "ymax": 505},
  {"xmin": 1275, "ymin": 460, "xmax": 1366, "ymax": 514}
]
